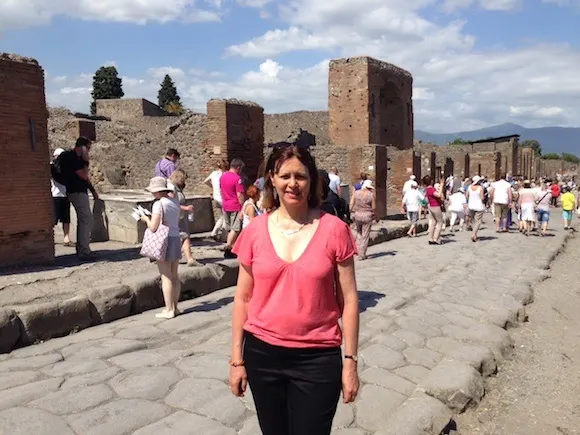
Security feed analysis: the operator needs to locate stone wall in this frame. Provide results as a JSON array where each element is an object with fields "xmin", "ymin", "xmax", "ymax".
[
  {"xmin": 470, "ymin": 151, "xmax": 501, "ymax": 180},
  {"xmin": 0, "ymin": 53, "xmax": 54, "ymax": 266},
  {"xmin": 64, "ymin": 119, "xmax": 96, "ymax": 141},
  {"xmin": 518, "ymin": 147, "xmax": 537, "ymax": 179},
  {"xmin": 206, "ymin": 99, "xmax": 265, "ymax": 184},
  {"xmin": 328, "ymin": 56, "xmax": 413, "ymax": 149},
  {"xmin": 96, "ymin": 98, "xmax": 170, "ymax": 120},
  {"xmin": 387, "ymin": 148, "xmax": 421, "ymax": 209}
]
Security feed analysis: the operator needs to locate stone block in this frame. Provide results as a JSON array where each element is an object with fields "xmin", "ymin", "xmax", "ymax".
[
  {"xmin": 110, "ymin": 367, "xmax": 181, "ymax": 400},
  {"xmin": 0, "ymin": 407, "xmax": 74, "ymax": 435},
  {"xmin": 0, "ymin": 378, "xmax": 64, "ymax": 411},
  {"xmin": 134, "ymin": 411, "xmax": 237, "ymax": 435},
  {"xmin": 29, "ymin": 384, "xmax": 114, "ymax": 415},
  {"xmin": 360, "ymin": 343, "xmax": 406, "ymax": 370},
  {"xmin": 355, "ymin": 384, "xmax": 408, "ymax": 432},
  {"xmin": 88, "ymin": 284, "xmax": 133, "ymax": 324},
  {"xmin": 17, "ymin": 296, "xmax": 92, "ymax": 344},
  {"xmin": 419, "ymin": 360, "xmax": 484, "ymax": 412},
  {"xmin": 375, "ymin": 392, "xmax": 453, "ymax": 435},
  {"xmin": 0, "ymin": 308, "xmax": 20, "ymax": 353},
  {"xmin": 444, "ymin": 344, "xmax": 497, "ymax": 377},
  {"xmin": 124, "ymin": 272, "xmax": 163, "ymax": 314}
]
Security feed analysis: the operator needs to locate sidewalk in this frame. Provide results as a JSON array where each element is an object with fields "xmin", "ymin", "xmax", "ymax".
[{"xmin": 0, "ymin": 216, "xmax": 428, "ymax": 354}]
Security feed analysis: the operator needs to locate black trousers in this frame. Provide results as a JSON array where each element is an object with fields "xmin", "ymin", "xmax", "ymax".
[{"xmin": 243, "ymin": 332, "xmax": 342, "ymax": 435}]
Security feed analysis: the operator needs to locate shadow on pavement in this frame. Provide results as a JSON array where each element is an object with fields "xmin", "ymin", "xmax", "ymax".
[
  {"xmin": 366, "ymin": 251, "xmax": 397, "ymax": 259},
  {"xmin": 184, "ymin": 296, "xmax": 235, "ymax": 313},
  {"xmin": 477, "ymin": 236, "xmax": 498, "ymax": 242},
  {"xmin": 358, "ymin": 290, "xmax": 386, "ymax": 313}
]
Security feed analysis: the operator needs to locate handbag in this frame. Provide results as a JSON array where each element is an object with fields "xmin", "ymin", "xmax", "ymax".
[{"xmin": 140, "ymin": 201, "xmax": 170, "ymax": 261}]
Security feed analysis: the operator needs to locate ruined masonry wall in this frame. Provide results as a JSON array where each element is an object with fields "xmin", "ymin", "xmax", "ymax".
[
  {"xmin": 0, "ymin": 53, "xmax": 54, "ymax": 266},
  {"xmin": 96, "ymin": 98, "xmax": 169, "ymax": 120}
]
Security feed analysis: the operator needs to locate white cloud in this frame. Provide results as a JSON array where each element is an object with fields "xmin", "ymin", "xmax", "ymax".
[
  {"xmin": 0, "ymin": 0, "xmax": 221, "ymax": 30},
  {"xmin": 443, "ymin": 0, "xmax": 521, "ymax": 12},
  {"xmin": 237, "ymin": 0, "xmax": 271, "ymax": 7}
]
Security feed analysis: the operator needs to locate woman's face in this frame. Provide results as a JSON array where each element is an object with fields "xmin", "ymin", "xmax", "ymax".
[
  {"xmin": 152, "ymin": 192, "xmax": 163, "ymax": 200},
  {"xmin": 271, "ymin": 156, "xmax": 310, "ymax": 208}
]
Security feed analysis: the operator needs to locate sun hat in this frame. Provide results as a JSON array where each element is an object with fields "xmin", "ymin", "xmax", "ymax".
[
  {"xmin": 472, "ymin": 175, "xmax": 482, "ymax": 184},
  {"xmin": 362, "ymin": 179, "xmax": 375, "ymax": 189},
  {"xmin": 410, "ymin": 181, "xmax": 418, "ymax": 188},
  {"xmin": 53, "ymin": 148, "xmax": 65, "ymax": 157},
  {"xmin": 459, "ymin": 187, "xmax": 465, "ymax": 193},
  {"xmin": 410, "ymin": 175, "xmax": 416, "ymax": 180},
  {"xmin": 145, "ymin": 176, "xmax": 173, "ymax": 193}
]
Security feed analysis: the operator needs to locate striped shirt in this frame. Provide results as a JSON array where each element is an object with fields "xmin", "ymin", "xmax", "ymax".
[{"xmin": 155, "ymin": 158, "xmax": 177, "ymax": 178}]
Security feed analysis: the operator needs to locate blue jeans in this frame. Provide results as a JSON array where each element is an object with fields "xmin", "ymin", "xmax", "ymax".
[{"xmin": 537, "ymin": 209, "xmax": 550, "ymax": 223}]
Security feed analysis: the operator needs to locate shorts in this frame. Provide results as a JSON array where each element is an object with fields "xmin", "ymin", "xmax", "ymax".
[
  {"xmin": 179, "ymin": 218, "xmax": 190, "ymax": 241},
  {"xmin": 164, "ymin": 236, "xmax": 182, "ymax": 262},
  {"xmin": 53, "ymin": 197, "xmax": 71, "ymax": 224},
  {"xmin": 224, "ymin": 211, "xmax": 242, "ymax": 233},
  {"xmin": 493, "ymin": 203, "xmax": 509, "ymax": 220},
  {"xmin": 563, "ymin": 210, "xmax": 574, "ymax": 221},
  {"xmin": 409, "ymin": 211, "xmax": 419, "ymax": 224},
  {"xmin": 537, "ymin": 209, "xmax": 550, "ymax": 223}
]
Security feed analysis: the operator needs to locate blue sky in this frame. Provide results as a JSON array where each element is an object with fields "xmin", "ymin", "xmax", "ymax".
[{"xmin": 1, "ymin": 0, "xmax": 579, "ymax": 133}]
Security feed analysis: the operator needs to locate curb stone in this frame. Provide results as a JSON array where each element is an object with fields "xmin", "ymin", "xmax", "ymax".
[{"xmin": 0, "ymin": 308, "xmax": 20, "ymax": 353}]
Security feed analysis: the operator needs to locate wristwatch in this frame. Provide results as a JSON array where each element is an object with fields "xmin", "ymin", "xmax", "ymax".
[{"xmin": 344, "ymin": 355, "xmax": 358, "ymax": 362}]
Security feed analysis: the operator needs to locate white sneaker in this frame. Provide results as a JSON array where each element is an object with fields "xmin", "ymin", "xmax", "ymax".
[{"xmin": 155, "ymin": 311, "xmax": 175, "ymax": 319}]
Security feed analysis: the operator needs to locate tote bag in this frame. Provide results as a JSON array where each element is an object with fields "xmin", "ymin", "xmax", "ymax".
[{"xmin": 140, "ymin": 201, "xmax": 170, "ymax": 261}]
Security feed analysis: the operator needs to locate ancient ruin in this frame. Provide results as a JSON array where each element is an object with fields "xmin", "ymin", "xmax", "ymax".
[{"xmin": 0, "ymin": 53, "xmax": 54, "ymax": 267}]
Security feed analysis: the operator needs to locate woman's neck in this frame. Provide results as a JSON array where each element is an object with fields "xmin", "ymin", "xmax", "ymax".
[{"xmin": 277, "ymin": 204, "xmax": 310, "ymax": 223}]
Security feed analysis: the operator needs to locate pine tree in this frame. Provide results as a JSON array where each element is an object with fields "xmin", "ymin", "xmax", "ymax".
[
  {"xmin": 158, "ymin": 74, "xmax": 181, "ymax": 111},
  {"xmin": 90, "ymin": 66, "xmax": 124, "ymax": 114}
]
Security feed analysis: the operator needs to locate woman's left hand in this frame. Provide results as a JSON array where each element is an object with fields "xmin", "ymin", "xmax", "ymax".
[{"xmin": 341, "ymin": 361, "xmax": 359, "ymax": 403}]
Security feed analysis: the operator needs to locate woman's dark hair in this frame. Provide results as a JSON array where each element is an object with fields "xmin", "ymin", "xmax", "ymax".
[
  {"xmin": 422, "ymin": 175, "xmax": 432, "ymax": 186},
  {"xmin": 318, "ymin": 169, "xmax": 331, "ymax": 199},
  {"xmin": 261, "ymin": 146, "xmax": 320, "ymax": 210},
  {"xmin": 75, "ymin": 136, "xmax": 91, "ymax": 148},
  {"xmin": 246, "ymin": 184, "xmax": 261, "ymax": 201}
]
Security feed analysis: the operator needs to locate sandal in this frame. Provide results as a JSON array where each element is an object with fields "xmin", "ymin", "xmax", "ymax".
[{"xmin": 63, "ymin": 241, "xmax": 74, "ymax": 247}]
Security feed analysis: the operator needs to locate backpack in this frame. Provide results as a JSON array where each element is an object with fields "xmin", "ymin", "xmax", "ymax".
[{"xmin": 50, "ymin": 151, "xmax": 69, "ymax": 185}]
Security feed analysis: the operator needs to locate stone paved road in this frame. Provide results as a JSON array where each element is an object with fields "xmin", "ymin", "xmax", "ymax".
[{"xmin": 0, "ymin": 219, "xmax": 570, "ymax": 435}]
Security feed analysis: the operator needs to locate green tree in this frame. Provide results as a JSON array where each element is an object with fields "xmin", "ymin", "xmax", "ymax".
[
  {"xmin": 541, "ymin": 153, "xmax": 561, "ymax": 160},
  {"xmin": 90, "ymin": 66, "xmax": 124, "ymax": 114},
  {"xmin": 158, "ymin": 75, "xmax": 181, "ymax": 111},
  {"xmin": 562, "ymin": 153, "xmax": 580, "ymax": 164},
  {"xmin": 521, "ymin": 139, "xmax": 542, "ymax": 156}
]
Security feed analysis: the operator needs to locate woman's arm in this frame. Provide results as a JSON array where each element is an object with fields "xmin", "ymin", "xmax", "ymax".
[
  {"xmin": 349, "ymin": 193, "xmax": 356, "ymax": 212},
  {"xmin": 246, "ymin": 203, "xmax": 256, "ymax": 221},
  {"xmin": 231, "ymin": 264, "xmax": 253, "ymax": 363},
  {"xmin": 141, "ymin": 212, "xmax": 161, "ymax": 232},
  {"xmin": 336, "ymin": 256, "xmax": 360, "ymax": 403}
]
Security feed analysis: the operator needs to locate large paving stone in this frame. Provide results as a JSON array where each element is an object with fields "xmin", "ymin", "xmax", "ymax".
[
  {"xmin": 444, "ymin": 344, "xmax": 497, "ymax": 377},
  {"xmin": 403, "ymin": 306, "xmax": 451, "ymax": 328},
  {"xmin": 371, "ymin": 334, "xmax": 408, "ymax": 351},
  {"xmin": 60, "ymin": 338, "xmax": 146, "ymax": 360},
  {"xmin": 238, "ymin": 417, "xmax": 262, "ymax": 435},
  {"xmin": 0, "ymin": 370, "xmax": 41, "ymax": 390},
  {"xmin": 110, "ymin": 366, "xmax": 181, "ymax": 400},
  {"xmin": 419, "ymin": 360, "xmax": 484, "ymax": 412},
  {"xmin": 165, "ymin": 378, "xmax": 246, "ymax": 426},
  {"xmin": 0, "ymin": 407, "xmax": 74, "ymax": 435},
  {"xmin": 115, "ymin": 324, "xmax": 168, "ymax": 341},
  {"xmin": 88, "ymin": 284, "xmax": 133, "ymax": 324},
  {"xmin": 360, "ymin": 344, "xmax": 406, "ymax": 370},
  {"xmin": 394, "ymin": 365, "xmax": 430, "ymax": 385},
  {"xmin": 0, "ymin": 307, "xmax": 20, "ymax": 353},
  {"xmin": 67, "ymin": 399, "xmax": 171, "ymax": 435},
  {"xmin": 41, "ymin": 358, "xmax": 110, "ymax": 377},
  {"xmin": 134, "ymin": 410, "xmax": 237, "ymax": 435},
  {"xmin": 441, "ymin": 323, "xmax": 513, "ymax": 359},
  {"xmin": 174, "ymin": 353, "xmax": 229, "ymax": 381},
  {"xmin": 375, "ymin": 393, "xmax": 452, "ymax": 435},
  {"xmin": 18, "ymin": 296, "xmax": 93, "ymax": 344},
  {"xmin": 360, "ymin": 367, "xmax": 416, "ymax": 396},
  {"xmin": 109, "ymin": 348, "xmax": 183, "ymax": 369},
  {"xmin": 61, "ymin": 367, "xmax": 123, "ymax": 389},
  {"xmin": 393, "ymin": 329, "xmax": 426, "ymax": 347},
  {"xmin": 29, "ymin": 383, "xmax": 114, "ymax": 414},
  {"xmin": 403, "ymin": 348, "xmax": 442, "ymax": 369},
  {"xmin": 355, "ymin": 384, "xmax": 408, "ymax": 432},
  {"xmin": 333, "ymin": 401, "xmax": 355, "ymax": 429},
  {"xmin": 333, "ymin": 430, "xmax": 370, "ymax": 435},
  {"xmin": 156, "ymin": 312, "xmax": 221, "ymax": 335},
  {"xmin": 0, "ymin": 378, "xmax": 63, "ymax": 410},
  {"xmin": 0, "ymin": 353, "xmax": 63, "ymax": 372}
]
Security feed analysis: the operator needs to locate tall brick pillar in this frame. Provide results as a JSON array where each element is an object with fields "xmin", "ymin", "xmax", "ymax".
[
  {"xmin": 0, "ymin": 53, "xmax": 54, "ymax": 266},
  {"xmin": 329, "ymin": 56, "xmax": 413, "ymax": 149},
  {"xmin": 206, "ymin": 98, "xmax": 264, "ymax": 184}
]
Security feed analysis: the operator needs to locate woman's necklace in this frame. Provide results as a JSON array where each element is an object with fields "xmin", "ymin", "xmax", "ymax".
[{"xmin": 276, "ymin": 212, "xmax": 306, "ymax": 236}]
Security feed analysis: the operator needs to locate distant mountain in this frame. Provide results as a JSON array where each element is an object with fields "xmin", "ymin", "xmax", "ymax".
[{"xmin": 415, "ymin": 123, "xmax": 580, "ymax": 155}]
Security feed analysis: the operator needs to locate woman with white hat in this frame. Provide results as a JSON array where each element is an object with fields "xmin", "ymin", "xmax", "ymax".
[
  {"xmin": 466, "ymin": 175, "xmax": 486, "ymax": 242},
  {"xmin": 141, "ymin": 176, "xmax": 182, "ymax": 319},
  {"xmin": 518, "ymin": 180, "xmax": 536, "ymax": 236},
  {"xmin": 350, "ymin": 179, "xmax": 377, "ymax": 259}
]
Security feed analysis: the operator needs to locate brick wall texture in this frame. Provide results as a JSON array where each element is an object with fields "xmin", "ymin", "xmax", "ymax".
[
  {"xmin": 96, "ymin": 98, "xmax": 170, "ymax": 120},
  {"xmin": 206, "ymin": 99, "xmax": 265, "ymax": 184},
  {"xmin": 328, "ymin": 57, "xmax": 413, "ymax": 150},
  {"xmin": 64, "ymin": 119, "xmax": 96, "ymax": 141},
  {"xmin": 0, "ymin": 53, "xmax": 54, "ymax": 266}
]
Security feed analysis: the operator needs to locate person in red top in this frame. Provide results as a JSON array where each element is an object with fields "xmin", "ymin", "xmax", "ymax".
[
  {"xmin": 220, "ymin": 158, "xmax": 246, "ymax": 258},
  {"xmin": 550, "ymin": 181, "xmax": 561, "ymax": 207},
  {"xmin": 423, "ymin": 175, "xmax": 445, "ymax": 245},
  {"xmin": 229, "ymin": 145, "xmax": 360, "ymax": 435}
]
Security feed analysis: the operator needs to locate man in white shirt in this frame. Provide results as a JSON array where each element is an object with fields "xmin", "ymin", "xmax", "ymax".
[
  {"xmin": 448, "ymin": 187, "xmax": 468, "ymax": 231},
  {"xmin": 402, "ymin": 181, "xmax": 424, "ymax": 237},
  {"xmin": 328, "ymin": 167, "xmax": 342, "ymax": 196},
  {"xmin": 489, "ymin": 173, "xmax": 513, "ymax": 233},
  {"xmin": 402, "ymin": 175, "xmax": 416, "ymax": 196}
]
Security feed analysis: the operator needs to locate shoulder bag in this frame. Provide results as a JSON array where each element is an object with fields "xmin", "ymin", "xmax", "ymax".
[{"xmin": 140, "ymin": 200, "xmax": 170, "ymax": 261}]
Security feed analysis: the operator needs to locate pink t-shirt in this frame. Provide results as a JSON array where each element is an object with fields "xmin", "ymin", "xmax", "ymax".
[
  {"xmin": 220, "ymin": 171, "xmax": 244, "ymax": 212},
  {"xmin": 232, "ymin": 212, "xmax": 357, "ymax": 348},
  {"xmin": 426, "ymin": 186, "xmax": 442, "ymax": 207}
]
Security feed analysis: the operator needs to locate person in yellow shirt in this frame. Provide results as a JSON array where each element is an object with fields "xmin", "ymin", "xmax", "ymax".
[{"xmin": 560, "ymin": 186, "xmax": 577, "ymax": 230}]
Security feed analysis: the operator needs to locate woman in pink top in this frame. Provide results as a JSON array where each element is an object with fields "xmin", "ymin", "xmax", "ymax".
[{"xmin": 229, "ymin": 146, "xmax": 360, "ymax": 435}]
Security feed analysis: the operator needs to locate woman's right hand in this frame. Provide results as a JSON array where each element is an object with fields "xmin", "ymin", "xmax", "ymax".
[{"xmin": 228, "ymin": 366, "xmax": 248, "ymax": 397}]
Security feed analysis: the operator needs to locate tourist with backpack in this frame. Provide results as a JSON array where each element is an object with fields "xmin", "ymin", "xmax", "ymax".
[
  {"xmin": 51, "ymin": 148, "xmax": 72, "ymax": 247},
  {"xmin": 52, "ymin": 137, "xmax": 99, "ymax": 260}
]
